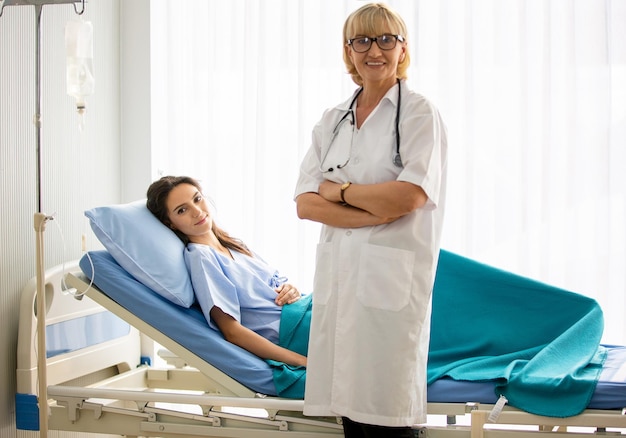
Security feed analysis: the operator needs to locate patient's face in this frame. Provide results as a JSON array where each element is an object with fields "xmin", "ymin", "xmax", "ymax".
[{"xmin": 166, "ymin": 183, "xmax": 214, "ymax": 242}]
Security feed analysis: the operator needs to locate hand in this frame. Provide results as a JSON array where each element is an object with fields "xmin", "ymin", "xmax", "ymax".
[
  {"xmin": 275, "ymin": 283, "xmax": 302, "ymax": 305},
  {"xmin": 318, "ymin": 180, "xmax": 341, "ymax": 203}
]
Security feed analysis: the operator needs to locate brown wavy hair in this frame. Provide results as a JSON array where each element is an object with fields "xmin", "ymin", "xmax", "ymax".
[{"xmin": 146, "ymin": 175, "xmax": 252, "ymax": 256}]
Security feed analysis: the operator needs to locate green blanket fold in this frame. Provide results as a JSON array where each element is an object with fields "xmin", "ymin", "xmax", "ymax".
[
  {"xmin": 269, "ymin": 250, "xmax": 606, "ymax": 418},
  {"xmin": 428, "ymin": 250, "xmax": 606, "ymax": 417},
  {"xmin": 266, "ymin": 293, "xmax": 311, "ymax": 399}
]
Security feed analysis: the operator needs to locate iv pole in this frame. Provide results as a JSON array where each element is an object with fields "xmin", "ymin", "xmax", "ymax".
[{"xmin": 0, "ymin": 1, "xmax": 85, "ymax": 437}]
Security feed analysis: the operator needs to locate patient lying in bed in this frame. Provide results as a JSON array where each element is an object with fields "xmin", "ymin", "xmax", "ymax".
[
  {"xmin": 146, "ymin": 176, "xmax": 309, "ymax": 368},
  {"xmin": 83, "ymin": 176, "xmax": 609, "ymax": 419},
  {"xmin": 146, "ymin": 176, "xmax": 608, "ymax": 419}
]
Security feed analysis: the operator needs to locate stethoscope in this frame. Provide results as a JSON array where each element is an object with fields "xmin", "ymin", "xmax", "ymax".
[{"xmin": 320, "ymin": 78, "xmax": 403, "ymax": 173}]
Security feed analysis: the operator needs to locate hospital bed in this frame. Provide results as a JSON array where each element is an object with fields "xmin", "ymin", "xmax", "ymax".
[{"xmin": 16, "ymin": 249, "xmax": 626, "ymax": 438}]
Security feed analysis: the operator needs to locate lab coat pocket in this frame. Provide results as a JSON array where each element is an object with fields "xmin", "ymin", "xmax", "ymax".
[
  {"xmin": 356, "ymin": 244, "xmax": 414, "ymax": 311},
  {"xmin": 312, "ymin": 242, "xmax": 333, "ymax": 305}
]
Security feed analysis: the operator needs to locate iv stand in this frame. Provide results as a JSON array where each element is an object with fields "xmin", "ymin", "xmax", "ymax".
[{"xmin": 0, "ymin": 1, "xmax": 85, "ymax": 437}]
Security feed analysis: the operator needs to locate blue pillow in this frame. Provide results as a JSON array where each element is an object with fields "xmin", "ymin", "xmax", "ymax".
[{"xmin": 85, "ymin": 200, "xmax": 195, "ymax": 307}]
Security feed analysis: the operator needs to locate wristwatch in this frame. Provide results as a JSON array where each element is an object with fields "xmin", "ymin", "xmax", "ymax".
[{"xmin": 340, "ymin": 182, "xmax": 351, "ymax": 205}]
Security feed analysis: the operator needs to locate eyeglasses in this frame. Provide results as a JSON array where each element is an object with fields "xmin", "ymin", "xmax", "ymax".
[{"xmin": 347, "ymin": 34, "xmax": 404, "ymax": 53}]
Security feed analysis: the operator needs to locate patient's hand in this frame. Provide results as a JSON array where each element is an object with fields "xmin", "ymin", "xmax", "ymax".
[{"xmin": 275, "ymin": 283, "xmax": 301, "ymax": 305}]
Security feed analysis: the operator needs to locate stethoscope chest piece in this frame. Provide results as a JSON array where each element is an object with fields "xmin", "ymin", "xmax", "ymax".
[{"xmin": 393, "ymin": 153, "xmax": 403, "ymax": 168}]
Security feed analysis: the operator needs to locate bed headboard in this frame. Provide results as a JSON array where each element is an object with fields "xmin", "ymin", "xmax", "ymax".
[{"xmin": 16, "ymin": 260, "xmax": 141, "ymax": 395}]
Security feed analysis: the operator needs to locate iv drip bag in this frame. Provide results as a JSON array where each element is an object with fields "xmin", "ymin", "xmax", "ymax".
[{"xmin": 65, "ymin": 19, "xmax": 94, "ymax": 113}]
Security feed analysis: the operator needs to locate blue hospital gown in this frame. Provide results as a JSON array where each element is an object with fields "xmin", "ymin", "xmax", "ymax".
[{"xmin": 184, "ymin": 243, "xmax": 287, "ymax": 344}]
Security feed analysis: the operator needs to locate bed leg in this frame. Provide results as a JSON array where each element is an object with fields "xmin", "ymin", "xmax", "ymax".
[{"xmin": 471, "ymin": 410, "xmax": 488, "ymax": 438}]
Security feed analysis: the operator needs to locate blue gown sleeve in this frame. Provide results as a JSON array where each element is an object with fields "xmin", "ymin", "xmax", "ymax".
[{"xmin": 184, "ymin": 244, "xmax": 241, "ymax": 332}]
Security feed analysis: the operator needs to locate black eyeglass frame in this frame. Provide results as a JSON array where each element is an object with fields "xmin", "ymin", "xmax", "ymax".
[{"xmin": 347, "ymin": 34, "xmax": 405, "ymax": 53}]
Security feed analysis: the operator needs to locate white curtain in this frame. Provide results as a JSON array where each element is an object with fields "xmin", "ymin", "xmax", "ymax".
[{"xmin": 150, "ymin": 0, "xmax": 626, "ymax": 344}]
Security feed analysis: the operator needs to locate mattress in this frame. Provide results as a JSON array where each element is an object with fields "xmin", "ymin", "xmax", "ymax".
[{"xmin": 79, "ymin": 250, "xmax": 626, "ymax": 409}]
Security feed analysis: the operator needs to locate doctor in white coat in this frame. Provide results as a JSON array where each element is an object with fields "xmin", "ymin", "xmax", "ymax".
[{"xmin": 294, "ymin": 3, "xmax": 447, "ymax": 437}]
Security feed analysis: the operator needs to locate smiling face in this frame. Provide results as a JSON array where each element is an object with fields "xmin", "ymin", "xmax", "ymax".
[
  {"xmin": 165, "ymin": 183, "xmax": 214, "ymax": 244},
  {"xmin": 342, "ymin": 3, "xmax": 410, "ymax": 87},
  {"xmin": 346, "ymin": 34, "xmax": 406, "ymax": 87}
]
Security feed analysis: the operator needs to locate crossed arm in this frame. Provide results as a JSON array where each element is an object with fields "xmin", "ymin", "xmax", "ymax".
[{"xmin": 296, "ymin": 180, "xmax": 428, "ymax": 228}]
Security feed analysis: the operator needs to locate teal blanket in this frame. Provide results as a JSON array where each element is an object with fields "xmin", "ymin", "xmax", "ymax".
[
  {"xmin": 266, "ymin": 293, "xmax": 311, "ymax": 398},
  {"xmin": 428, "ymin": 250, "xmax": 606, "ymax": 417},
  {"xmin": 269, "ymin": 250, "xmax": 606, "ymax": 418}
]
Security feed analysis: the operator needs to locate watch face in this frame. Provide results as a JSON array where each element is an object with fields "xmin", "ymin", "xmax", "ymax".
[{"xmin": 342, "ymin": 182, "xmax": 350, "ymax": 190}]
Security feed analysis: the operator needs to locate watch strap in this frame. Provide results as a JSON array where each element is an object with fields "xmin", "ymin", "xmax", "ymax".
[{"xmin": 340, "ymin": 182, "xmax": 351, "ymax": 205}]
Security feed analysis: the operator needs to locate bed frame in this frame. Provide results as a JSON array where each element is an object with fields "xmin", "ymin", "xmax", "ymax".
[{"xmin": 15, "ymin": 261, "xmax": 626, "ymax": 438}]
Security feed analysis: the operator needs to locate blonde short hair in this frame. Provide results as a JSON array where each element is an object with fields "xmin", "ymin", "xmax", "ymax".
[{"xmin": 342, "ymin": 3, "xmax": 410, "ymax": 86}]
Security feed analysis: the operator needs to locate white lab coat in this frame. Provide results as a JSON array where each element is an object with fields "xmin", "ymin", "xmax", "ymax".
[{"xmin": 294, "ymin": 80, "xmax": 447, "ymax": 427}]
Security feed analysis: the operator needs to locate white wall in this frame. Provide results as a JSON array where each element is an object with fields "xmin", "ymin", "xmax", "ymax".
[{"xmin": 0, "ymin": 0, "xmax": 130, "ymax": 436}]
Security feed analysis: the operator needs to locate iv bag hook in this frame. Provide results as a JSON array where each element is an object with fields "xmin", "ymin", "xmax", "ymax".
[{"xmin": 73, "ymin": 0, "xmax": 84, "ymax": 15}]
